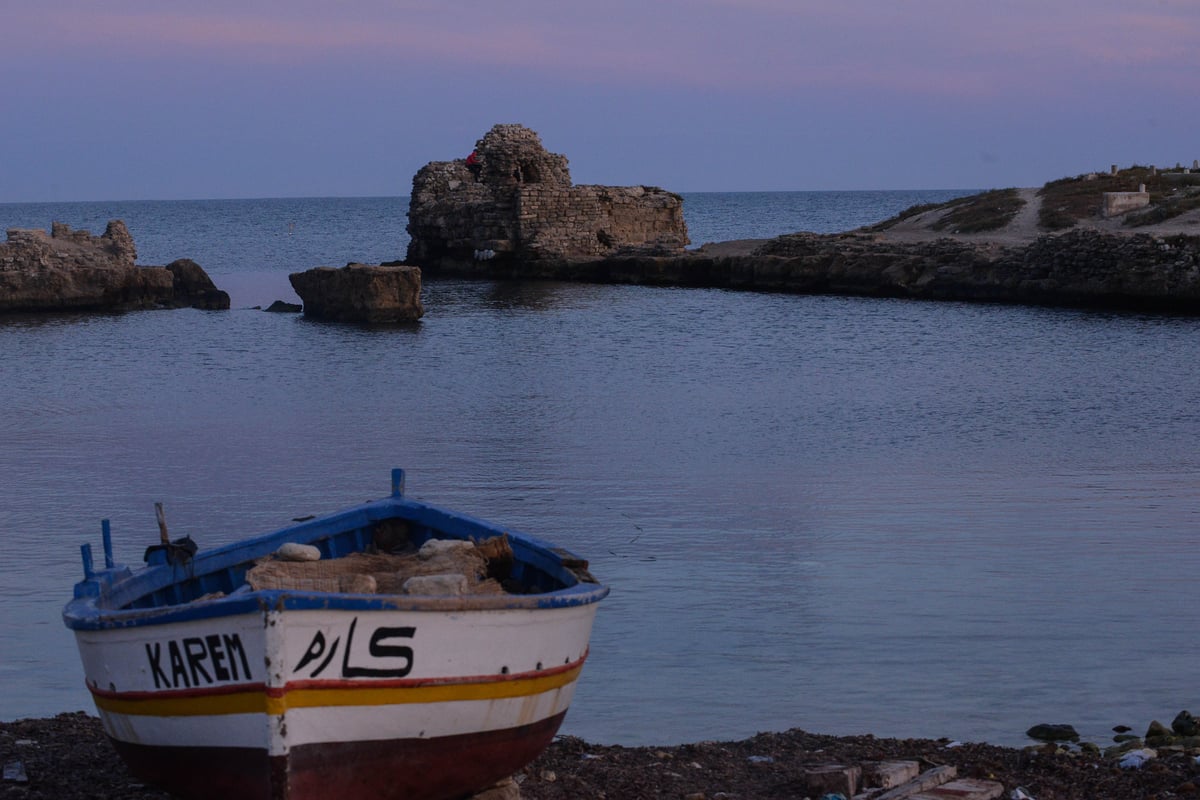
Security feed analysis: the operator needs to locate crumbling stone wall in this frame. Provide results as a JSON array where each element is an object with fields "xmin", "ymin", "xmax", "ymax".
[
  {"xmin": 2, "ymin": 221, "xmax": 137, "ymax": 272},
  {"xmin": 1102, "ymin": 191, "xmax": 1150, "ymax": 217},
  {"xmin": 517, "ymin": 184, "xmax": 688, "ymax": 261},
  {"xmin": 0, "ymin": 221, "xmax": 228, "ymax": 312},
  {"xmin": 406, "ymin": 124, "xmax": 688, "ymax": 271}
]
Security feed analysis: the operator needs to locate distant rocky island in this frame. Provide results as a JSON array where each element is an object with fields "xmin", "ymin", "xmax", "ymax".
[
  {"xmin": 406, "ymin": 141, "xmax": 1200, "ymax": 313},
  {"xmin": 5, "ymin": 128, "xmax": 1200, "ymax": 317}
]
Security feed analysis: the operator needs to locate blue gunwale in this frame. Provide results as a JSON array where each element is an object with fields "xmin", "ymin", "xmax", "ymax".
[{"xmin": 64, "ymin": 471, "xmax": 609, "ymax": 632}]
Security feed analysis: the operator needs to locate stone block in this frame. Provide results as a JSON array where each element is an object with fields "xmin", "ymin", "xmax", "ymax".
[
  {"xmin": 1102, "ymin": 192, "xmax": 1150, "ymax": 217},
  {"xmin": 910, "ymin": 778, "xmax": 1004, "ymax": 800},
  {"xmin": 804, "ymin": 763, "xmax": 861, "ymax": 797},
  {"xmin": 863, "ymin": 760, "xmax": 920, "ymax": 789},
  {"xmin": 875, "ymin": 765, "xmax": 957, "ymax": 800}
]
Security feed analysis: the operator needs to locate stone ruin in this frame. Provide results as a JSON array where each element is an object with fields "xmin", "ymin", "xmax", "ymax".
[
  {"xmin": 405, "ymin": 124, "xmax": 689, "ymax": 272},
  {"xmin": 0, "ymin": 221, "xmax": 229, "ymax": 312},
  {"xmin": 3, "ymin": 220, "xmax": 137, "ymax": 271}
]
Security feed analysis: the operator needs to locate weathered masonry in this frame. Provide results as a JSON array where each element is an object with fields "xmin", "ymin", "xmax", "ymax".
[
  {"xmin": 1102, "ymin": 184, "xmax": 1150, "ymax": 218},
  {"xmin": 405, "ymin": 124, "xmax": 689, "ymax": 273}
]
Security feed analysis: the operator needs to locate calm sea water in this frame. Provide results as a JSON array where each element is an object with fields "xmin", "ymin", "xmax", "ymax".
[{"xmin": 2, "ymin": 191, "xmax": 1197, "ymax": 749}]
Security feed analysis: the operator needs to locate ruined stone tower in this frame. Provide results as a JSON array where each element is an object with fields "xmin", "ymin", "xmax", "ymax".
[{"xmin": 405, "ymin": 124, "xmax": 688, "ymax": 272}]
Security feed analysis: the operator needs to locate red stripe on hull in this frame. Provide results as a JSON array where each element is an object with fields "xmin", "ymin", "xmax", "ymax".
[{"xmin": 109, "ymin": 711, "xmax": 567, "ymax": 800}]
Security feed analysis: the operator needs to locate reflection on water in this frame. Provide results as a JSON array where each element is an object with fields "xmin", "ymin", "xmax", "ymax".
[{"xmin": 3, "ymin": 280, "xmax": 1199, "ymax": 747}]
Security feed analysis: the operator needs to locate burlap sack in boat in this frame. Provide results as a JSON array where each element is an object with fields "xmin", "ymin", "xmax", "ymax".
[{"xmin": 246, "ymin": 536, "xmax": 510, "ymax": 596}]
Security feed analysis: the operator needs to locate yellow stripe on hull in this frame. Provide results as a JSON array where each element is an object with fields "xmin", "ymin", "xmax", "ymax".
[{"xmin": 92, "ymin": 664, "xmax": 582, "ymax": 718}]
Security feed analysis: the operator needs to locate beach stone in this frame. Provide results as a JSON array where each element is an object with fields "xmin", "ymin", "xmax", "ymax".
[
  {"xmin": 276, "ymin": 543, "xmax": 321, "ymax": 562},
  {"xmin": 1105, "ymin": 738, "xmax": 1149, "ymax": 758},
  {"xmin": 1026, "ymin": 723, "xmax": 1079, "ymax": 742},
  {"xmin": 470, "ymin": 776, "xmax": 519, "ymax": 800},
  {"xmin": 1173, "ymin": 711, "xmax": 1200, "ymax": 737},
  {"xmin": 288, "ymin": 263, "xmax": 423, "ymax": 323},
  {"xmin": 1146, "ymin": 720, "xmax": 1172, "ymax": 740},
  {"xmin": 402, "ymin": 573, "xmax": 469, "ymax": 595},
  {"xmin": 406, "ymin": 123, "xmax": 688, "ymax": 273}
]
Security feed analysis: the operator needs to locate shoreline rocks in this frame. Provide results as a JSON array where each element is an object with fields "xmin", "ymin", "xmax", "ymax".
[
  {"xmin": 403, "ymin": 152, "xmax": 1200, "ymax": 314},
  {"xmin": 421, "ymin": 228, "xmax": 1200, "ymax": 314},
  {"xmin": 0, "ymin": 222, "xmax": 228, "ymax": 313},
  {"xmin": 288, "ymin": 263, "xmax": 424, "ymax": 323},
  {"xmin": 5, "ymin": 712, "xmax": 1199, "ymax": 800},
  {"xmin": 162, "ymin": 258, "xmax": 230, "ymax": 310}
]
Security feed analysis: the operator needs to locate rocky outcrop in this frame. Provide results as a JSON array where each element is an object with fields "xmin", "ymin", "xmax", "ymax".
[
  {"xmin": 406, "ymin": 124, "xmax": 688, "ymax": 273},
  {"xmin": 751, "ymin": 228, "xmax": 1200, "ymax": 309},
  {"xmin": 0, "ymin": 221, "xmax": 227, "ymax": 313},
  {"xmin": 532, "ymin": 229, "xmax": 1200, "ymax": 313},
  {"xmin": 289, "ymin": 264, "xmax": 424, "ymax": 323},
  {"xmin": 164, "ymin": 259, "xmax": 230, "ymax": 310}
]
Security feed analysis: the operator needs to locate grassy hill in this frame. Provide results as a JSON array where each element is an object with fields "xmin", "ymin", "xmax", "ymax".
[{"xmin": 869, "ymin": 164, "xmax": 1200, "ymax": 234}]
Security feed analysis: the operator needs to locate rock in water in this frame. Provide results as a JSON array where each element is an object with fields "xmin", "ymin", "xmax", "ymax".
[
  {"xmin": 0, "ymin": 222, "xmax": 227, "ymax": 313},
  {"xmin": 289, "ymin": 263, "xmax": 423, "ymax": 323},
  {"xmin": 1025, "ymin": 723, "xmax": 1079, "ymax": 742},
  {"xmin": 165, "ymin": 258, "xmax": 230, "ymax": 309},
  {"xmin": 405, "ymin": 123, "xmax": 688, "ymax": 273},
  {"xmin": 1172, "ymin": 710, "xmax": 1199, "ymax": 737}
]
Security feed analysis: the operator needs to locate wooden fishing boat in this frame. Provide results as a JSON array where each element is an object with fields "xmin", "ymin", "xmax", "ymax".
[{"xmin": 63, "ymin": 469, "xmax": 608, "ymax": 800}]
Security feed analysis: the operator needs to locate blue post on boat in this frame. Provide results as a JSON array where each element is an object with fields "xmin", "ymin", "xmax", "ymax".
[
  {"xmin": 102, "ymin": 519, "xmax": 114, "ymax": 569},
  {"xmin": 80, "ymin": 542, "xmax": 94, "ymax": 579}
]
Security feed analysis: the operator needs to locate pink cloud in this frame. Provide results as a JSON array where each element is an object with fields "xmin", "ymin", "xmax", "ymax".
[{"xmin": 13, "ymin": 1, "xmax": 1200, "ymax": 98}]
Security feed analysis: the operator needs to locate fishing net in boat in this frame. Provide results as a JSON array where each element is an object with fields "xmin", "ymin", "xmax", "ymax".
[{"xmin": 245, "ymin": 535, "xmax": 513, "ymax": 596}]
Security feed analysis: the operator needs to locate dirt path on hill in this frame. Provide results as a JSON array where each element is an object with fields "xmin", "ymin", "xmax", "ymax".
[
  {"xmin": 865, "ymin": 186, "xmax": 1200, "ymax": 246},
  {"xmin": 693, "ymin": 188, "xmax": 1200, "ymax": 256}
]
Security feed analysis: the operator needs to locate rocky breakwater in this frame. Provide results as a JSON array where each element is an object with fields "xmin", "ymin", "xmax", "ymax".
[
  {"xmin": 0, "ymin": 221, "xmax": 228, "ymax": 313},
  {"xmin": 405, "ymin": 124, "xmax": 688, "ymax": 274},
  {"xmin": 565, "ymin": 228, "xmax": 1200, "ymax": 313},
  {"xmin": 289, "ymin": 263, "xmax": 424, "ymax": 323}
]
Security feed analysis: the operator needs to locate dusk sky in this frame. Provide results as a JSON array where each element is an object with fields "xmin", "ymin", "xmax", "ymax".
[{"xmin": 4, "ymin": 1, "xmax": 1199, "ymax": 202}]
